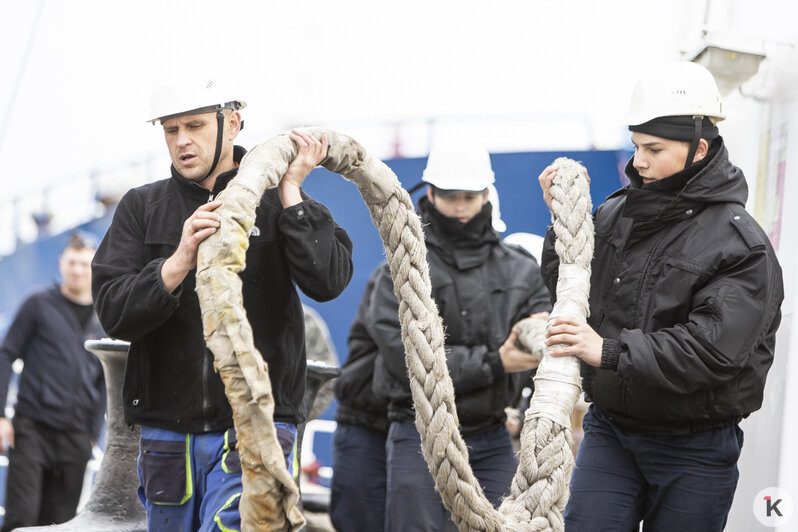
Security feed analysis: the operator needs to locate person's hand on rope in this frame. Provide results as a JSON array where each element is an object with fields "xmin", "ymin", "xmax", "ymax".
[
  {"xmin": 546, "ymin": 316, "xmax": 603, "ymax": 367},
  {"xmin": 500, "ymin": 311, "xmax": 550, "ymax": 372},
  {"xmin": 538, "ymin": 165, "xmax": 591, "ymax": 211},
  {"xmin": 161, "ymin": 200, "xmax": 222, "ymax": 292},
  {"xmin": 279, "ymin": 129, "xmax": 329, "ymax": 207}
]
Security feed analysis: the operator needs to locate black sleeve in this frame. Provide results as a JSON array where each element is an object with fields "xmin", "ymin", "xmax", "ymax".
[
  {"xmin": 0, "ymin": 296, "xmax": 37, "ymax": 412},
  {"xmin": 277, "ymin": 198, "xmax": 353, "ymax": 302},
  {"xmin": 91, "ymin": 191, "xmax": 181, "ymax": 341},
  {"xmin": 540, "ymin": 226, "xmax": 559, "ymax": 305}
]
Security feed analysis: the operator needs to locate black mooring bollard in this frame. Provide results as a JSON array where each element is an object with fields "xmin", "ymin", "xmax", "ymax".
[{"xmin": 13, "ymin": 341, "xmax": 340, "ymax": 531}]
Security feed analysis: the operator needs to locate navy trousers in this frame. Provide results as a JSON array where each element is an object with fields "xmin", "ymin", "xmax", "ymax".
[
  {"xmin": 384, "ymin": 421, "xmax": 517, "ymax": 532},
  {"xmin": 1, "ymin": 415, "xmax": 93, "ymax": 532},
  {"xmin": 565, "ymin": 405, "xmax": 743, "ymax": 532},
  {"xmin": 136, "ymin": 423, "xmax": 297, "ymax": 532},
  {"xmin": 330, "ymin": 423, "xmax": 387, "ymax": 532}
]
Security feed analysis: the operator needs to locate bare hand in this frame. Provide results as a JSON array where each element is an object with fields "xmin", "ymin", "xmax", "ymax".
[
  {"xmin": 538, "ymin": 165, "xmax": 590, "ymax": 212},
  {"xmin": 546, "ymin": 316, "xmax": 603, "ymax": 367},
  {"xmin": 0, "ymin": 418, "xmax": 14, "ymax": 452},
  {"xmin": 279, "ymin": 130, "xmax": 329, "ymax": 207},
  {"xmin": 161, "ymin": 200, "xmax": 221, "ymax": 292},
  {"xmin": 499, "ymin": 328, "xmax": 541, "ymax": 373},
  {"xmin": 538, "ymin": 165, "xmax": 558, "ymax": 211}
]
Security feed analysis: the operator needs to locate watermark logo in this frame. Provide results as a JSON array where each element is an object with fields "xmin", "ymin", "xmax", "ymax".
[{"xmin": 753, "ymin": 487, "xmax": 793, "ymax": 527}]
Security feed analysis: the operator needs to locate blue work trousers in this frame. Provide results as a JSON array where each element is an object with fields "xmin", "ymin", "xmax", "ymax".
[
  {"xmin": 565, "ymin": 405, "xmax": 743, "ymax": 532},
  {"xmin": 384, "ymin": 421, "xmax": 517, "ymax": 532},
  {"xmin": 137, "ymin": 423, "xmax": 297, "ymax": 532},
  {"xmin": 330, "ymin": 423, "xmax": 387, "ymax": 532}
]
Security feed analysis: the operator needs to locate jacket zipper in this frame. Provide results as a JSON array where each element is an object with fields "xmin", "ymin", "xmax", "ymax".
[
  {"xmin": 202, "ymin": 348, "xmax": 212, "ymax": 432},
  {"xmin": 201, "ymin": 190, "xmax": 217, "ymax": 430},
  {"xmin": 631, "ymin": 227, "xmax": 668, "ymax": 330}
]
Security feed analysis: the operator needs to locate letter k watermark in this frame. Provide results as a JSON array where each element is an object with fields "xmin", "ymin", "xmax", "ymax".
[
  {"xmin": 764, "ymin": 496, "xmax": 783, "ymax": 517},
  {"xmin": 755, "ymin": 488, "xmax": 792, "ymax": 527}
]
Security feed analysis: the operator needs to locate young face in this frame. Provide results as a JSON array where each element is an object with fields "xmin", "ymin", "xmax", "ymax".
[
  {"xmin": 162, "ymin": 110, "xmax": 240, "ymax": 184},
  {"xmin": 59, "ymin": 247, "xmax": 94, "ymax": 295},
  {"xmin": 427, "ymin": 187, "xmax": 489, "ymax": 224},
  {"xmin": 631, "ymin": 132, "xmax": 709, "ymax": 183}
]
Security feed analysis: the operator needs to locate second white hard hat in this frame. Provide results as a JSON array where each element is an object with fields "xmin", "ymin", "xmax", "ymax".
[
  {"xmin": 626, "ymin": 61, "xmax": 725, "ymax": 127},
  {"xmin": 148, "ymin": 78, "xmax": 246, "ymax": 124},
  {"xmin": 422, "ymin": 145, "xmax": 495, "ymax": 192}
]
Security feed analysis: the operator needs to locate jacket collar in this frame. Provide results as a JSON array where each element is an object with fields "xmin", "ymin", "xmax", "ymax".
[
  {"xmin": 620, "ymin": 138, "xmax": 747, "ymax": 223},
  {"xmin": 170, "ymin": 145, "xmax": 247, "ymax": 200}
]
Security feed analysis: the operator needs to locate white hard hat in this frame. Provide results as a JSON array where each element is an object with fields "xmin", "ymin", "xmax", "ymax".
[
  {"xmin": 148, "ymin": 78, "xmax": 246, "ymax": 124},
  {"xmin": 487, "ymin": 184, "xmax": 506, "ymax": 232},
  {"xmin": 422, "ymin": 145, "xmax": 495, "ymax": 192},
  {"xmin": 626, "ymin": 61, "xmax": 725, "ymax": 126}
]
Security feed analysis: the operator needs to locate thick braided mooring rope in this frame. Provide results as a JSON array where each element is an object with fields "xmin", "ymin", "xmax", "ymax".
[
  {"xmin": 195, "ymin": 130, "xmax": 592, "ymax": 531},
  {"xmin": 499, "ymin": 157, "xmax": 593, "ymax": 531}
]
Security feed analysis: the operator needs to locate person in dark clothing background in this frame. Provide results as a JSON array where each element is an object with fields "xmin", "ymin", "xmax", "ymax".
[
  {"xmin": 91, "ymin": 78, "xmax": 353, "ymax": 531},
  {"xmin": 329, "ymin": 267, "xmax": 390, "ymax": 532},
  {"xmin": 369, "ymin": 144, "xmax": 551, "ymax": 531},
  {"xmin": 0, "ymin": 234, "xmax": 106, "ymax": 531},
  {"xmin": 539, "ymin": 61, "xmax": 784, "ymax": 531},
  {"xmin": 330, "ymin": 184, "xmax": 524, "ymax": 532}
]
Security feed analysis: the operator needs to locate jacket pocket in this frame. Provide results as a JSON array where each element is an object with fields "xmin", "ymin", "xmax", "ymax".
[{"xmin": 139, "ymin": 437, "xmax": 192, "ymax": 505}]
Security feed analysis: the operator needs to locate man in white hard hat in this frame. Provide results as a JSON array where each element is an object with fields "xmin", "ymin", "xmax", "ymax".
[
  {"xmin": 539, "ymin": 61, "xmax": 783, "ymax": 531},
  {"xmin": 358, "ymin": 145, "xmax": 551, "ymax": 531},
  {"xmin": 91, "ymin": 78, "xmax": 354, "ymax": 531}
]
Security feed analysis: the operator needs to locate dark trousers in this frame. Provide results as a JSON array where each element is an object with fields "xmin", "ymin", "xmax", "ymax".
[
  {"xmin": 2, "ymin": 415, "xmax": 92, "ymax": 532},
  {"xmin": 565, "ymin": 405, "xmax": 743, "ymax": 532},
  {"xmin": 384, "ymin": 421, "xmax": 517, "ymax": 532},
  {"xmin": 330, "ymin": 423, "xmax": 387, "ymax": 532}
]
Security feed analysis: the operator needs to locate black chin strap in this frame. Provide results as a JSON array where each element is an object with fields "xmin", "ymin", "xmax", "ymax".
[
  {"xmin": 201, "ymin": 107, "xmax": 225, "ymax": 183},
  {"xmin": 684, "ymin": 116, "xmax": 703, "ymax": 170}
]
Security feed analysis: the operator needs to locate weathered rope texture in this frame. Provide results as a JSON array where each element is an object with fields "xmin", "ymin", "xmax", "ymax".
[{"xmin": 195, "ymin": 131, "xmax": 592, "ymax": 531}]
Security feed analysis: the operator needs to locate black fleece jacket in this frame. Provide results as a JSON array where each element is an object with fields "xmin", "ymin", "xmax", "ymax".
[
  {"xmin": 0, "ymin": 285, "xmax": 106, "ymax": 439},
  {"xmin": 92, "ymin": 146, "xmax": 353, "ymax": 432}
]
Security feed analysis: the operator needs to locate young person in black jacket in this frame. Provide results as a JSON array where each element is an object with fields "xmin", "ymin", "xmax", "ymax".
[
  {"xmin": 369, "ymin": 145, "xmax": 551, "ymax": 531},
  {"xmin": 0, "ymin": 234, "xmax": 106, "ymax": 531},
  {"xmin": 539, "ymin": 62, "xmax": 784, "ymax": 531},
  {"xmin": 91, "ymin": 79, "xmax": 353, "ymax": 531}
]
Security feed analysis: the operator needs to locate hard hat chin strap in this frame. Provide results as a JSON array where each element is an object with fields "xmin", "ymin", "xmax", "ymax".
[
  {"xmin": 684, "ymin": 116, "xmax": 703, "ymax": 170},
  {"xmin": 201, "ymin": 107, "xmax": 226, "ymax": 182}
]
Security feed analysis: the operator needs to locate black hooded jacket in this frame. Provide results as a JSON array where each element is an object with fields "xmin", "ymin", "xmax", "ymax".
[
  {"xmin": 541, "ymin": 138, "xmax": 784, "ymax": 434},
  {"xmin": 334, "ymin": 266, "xmax": 390, "ymax": 433},
  {"xmin": 92, "ymin": 146, "xmax": 354, "ymax": 432},
  {"xmin": 371, "ymin": 197, "xmax": 551, "ymax": 435}
]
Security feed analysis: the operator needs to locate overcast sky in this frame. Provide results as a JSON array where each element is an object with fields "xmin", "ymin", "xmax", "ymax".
[{"xmin": 1, "ymin": 0, "xmax": 795, "ymax": 252}]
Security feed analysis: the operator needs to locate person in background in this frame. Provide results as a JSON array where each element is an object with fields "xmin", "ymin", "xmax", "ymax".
[
  {"xmin": 371, "ymin": 144, "xmax": 551, "ymax": 531},
  {"xmin": 91, "ymin": 78, "xmax": 353, "ymax": 531},
  {"xmin": 329, "ymin": 267, "xmax": 390, "ymax": 532},
  {"xmin": 539, "ymin": 61, "xmax": 784, "ymax": 531},
  {"xmin": 0, "ymin": 234, "xmax": 106, "ymax": 531}
]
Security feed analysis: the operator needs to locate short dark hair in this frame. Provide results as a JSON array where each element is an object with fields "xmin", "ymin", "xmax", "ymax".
[{"xmin": 63, "ymin": 233, "xmax": 96, "ymax": 252}]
